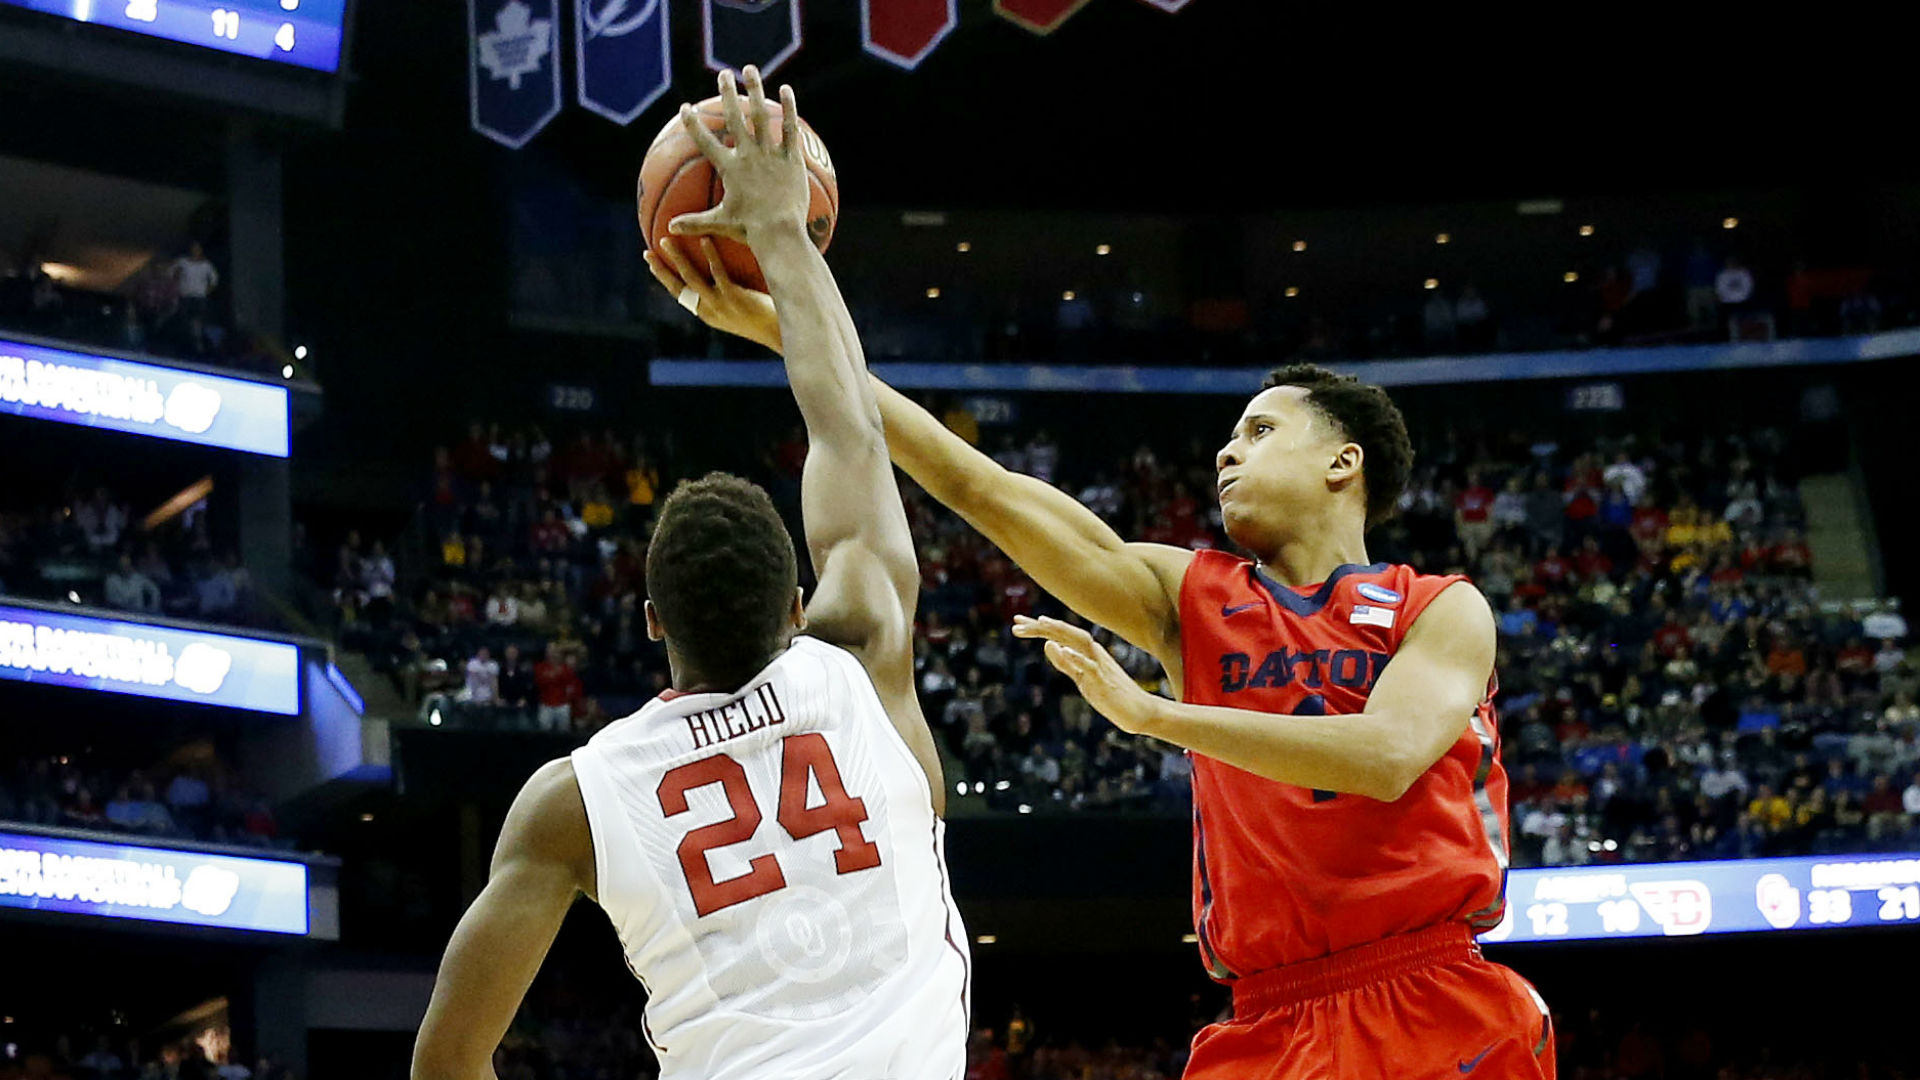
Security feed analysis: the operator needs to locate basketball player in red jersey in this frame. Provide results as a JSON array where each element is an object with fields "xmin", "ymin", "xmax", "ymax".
[{"xmin": 649, "ymin": 267, "xmax": 1553, "ymax": 1078}]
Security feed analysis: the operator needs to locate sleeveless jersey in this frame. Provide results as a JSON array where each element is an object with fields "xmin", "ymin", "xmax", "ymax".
[
  {"xmin": 569, "ymin": 636, "xmax": 970, "ymax": 1080},
  {"xmin": 1178, "ymin": 551, "xmax": 1510, "ymax": 977}
]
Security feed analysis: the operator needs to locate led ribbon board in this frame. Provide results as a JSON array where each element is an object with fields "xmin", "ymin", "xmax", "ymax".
[
  {"xmin": 1484, "ymin": 853, "xmax": 1920, "ymax": 943},
  {"xmin": 0, "ymin": 603, "xmax": 302, "ymax": 715},
  {"xmin": 0, "ymin": 829, "xmax": 309, "ymax": 935},
  {"xmin": 0, "ymin": 337, "xmax": 290, "ymax": 457},
  {"xmin": 0, "ymin": 0, "xmax": 346, "ymax": 72}
]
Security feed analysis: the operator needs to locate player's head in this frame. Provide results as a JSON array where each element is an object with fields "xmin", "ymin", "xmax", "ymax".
[
  {"xmin": 1214, "ymin": 363, "xmax": 1412, "ymax": 557},
  {"xmin": 645, "ymin": 472, "xmax": 803, "ymax": 690}
]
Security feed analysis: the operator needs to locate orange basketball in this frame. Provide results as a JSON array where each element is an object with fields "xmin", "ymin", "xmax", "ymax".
[{"xmin": 637, "ymin": 96, "xmax": 839, "ymax": 293}]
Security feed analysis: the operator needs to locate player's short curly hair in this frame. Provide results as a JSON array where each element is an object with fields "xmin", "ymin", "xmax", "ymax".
[
  {"xmin": 1260, "ymin": 363, "xmax": 1414, "ymax": 529},
  {"xmin": 646, "ymin": 472, "xmax": 799, "ymax": 689}
]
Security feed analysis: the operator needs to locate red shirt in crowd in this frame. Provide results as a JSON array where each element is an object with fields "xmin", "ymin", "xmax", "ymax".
[
  {"xmin": 1535, "ymin": 553, "xmax": 1573, "ymax": 588},
  {"xmin": 1771, "ymin": 540, "xmax": 1813, "ymax": 573},
  {"xmin": 531, "ymin": 517, "xmax": 570, "ymax": 553},
  {"xmin": 1564, "ymin": 489, "xmax": 1599, "ymax": 522},
  {"xmin": 535, "ymin": 659, "xmax": 583, "ymax": 709},
  {"xmin": 1653, "ymin": 622, "xmax": 1692, "ymax": 658},
  {"xmin": 1456, "ymin": 485, "xmax": 1495, "ymax": 523},
  {"xmin": 1630, "ymin": 506, "xmax": 1669, "ymax": 545},
  {"xmin": 1574, "ymin": 548, "xmax": 1614, "ymax": 581}
]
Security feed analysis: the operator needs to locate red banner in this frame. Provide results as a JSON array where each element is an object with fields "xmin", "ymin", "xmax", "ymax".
[
  {"xmin": 861, "ymin": 0, "xmax": 956, "ymax": 69},
  {"xmin": 993, "ymin": 0, "xmax": 1097, "ymax": 35}
]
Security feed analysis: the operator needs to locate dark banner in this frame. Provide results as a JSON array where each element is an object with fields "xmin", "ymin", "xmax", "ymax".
[
  {"xmin": 703, "ymin": 0, "xmax": 803, "ymax": 76},
  {"xmin": 861, "ymin": 0, "xmax": 956, "ymax": 70},
  {"xmin": 575, "ymin": 0, "xmax": 673, "ymax": 125},
  {"xmin": 993, "ymin": 0, "xmax": 1096, "ymax": 35},
  {"xmin": 470, "ymin": 0, "xmax": 564, "ymax": 148},
  {"xmin": 1137, "ymin": 0, "xmax": 1195, "ymax": 10}
]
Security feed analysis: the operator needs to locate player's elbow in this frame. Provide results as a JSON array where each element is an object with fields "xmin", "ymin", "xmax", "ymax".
[
  {"xmin": 409, "ymin": 1030, "xmax": 478, "ymax": 1080},
  {"xmin": 1367, "ymin": 739, "xmax": 1431, "ymax": 803}
]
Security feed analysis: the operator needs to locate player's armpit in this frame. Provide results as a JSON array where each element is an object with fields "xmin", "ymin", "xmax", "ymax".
[
  {"xmin": 412, "ymin": 759, "xmax": 596, "ymax": 1080},
  {"xmin": 1363, "ymin": 581, "xmax": 1498, "ymax": 800}
]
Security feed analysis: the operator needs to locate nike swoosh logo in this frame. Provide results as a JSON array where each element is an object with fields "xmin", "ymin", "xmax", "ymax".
[
  {"xmin": 1458, "ymin": 1044, "xmax": 1497, "ymax": 1073},
  {"xmin": 1221, "ymin": 602, "xmax": 1262, "ymax": 617}
]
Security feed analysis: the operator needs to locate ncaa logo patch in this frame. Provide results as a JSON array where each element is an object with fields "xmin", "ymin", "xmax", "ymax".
[{"xmin": 1356, "ymin": 583, "xmax": 1402, "ymax": 605}]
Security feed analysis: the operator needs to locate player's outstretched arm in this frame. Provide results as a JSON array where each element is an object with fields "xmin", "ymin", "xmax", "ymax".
[
  {"xmin": 412, "ymin": 760, "xmax": 595, "ymax": 1080},
  {"xmin": 1015, "ymin": 582, "xmax": 1496, "ymax": 801},
  {"xmin": 667, "ymin": 67, "xmax": 942, "ymax": 808},
  {"xmin": 647, "ymin": 191, "xmax": 1191, "ymax": 690}
]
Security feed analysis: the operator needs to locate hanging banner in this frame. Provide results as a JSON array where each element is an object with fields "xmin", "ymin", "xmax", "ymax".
[
  {"xmin": 703, "ymin": 0, "xmax": 804, "ymax": 76},
  {"xmin": 471, "ymin": 0, "xmax": 564, "ymax": 149},
  {"xmin": 993, "ymin": 0, "xmax": 1097, "ymax": 35},
  {"xmin": 1136, "ymin": 0, "xmax": 1195, "ymax": 10},
  {"xmin": 576, "ymin": 0, "xmax": 674, "ymax": 125},
  {"xmin": 861, "ymin": 0, "xmax": 957, "ymax": 70}
]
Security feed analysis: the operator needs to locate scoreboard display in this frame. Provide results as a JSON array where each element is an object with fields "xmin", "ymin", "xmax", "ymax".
[
  {"xmin": 1484, "ymin": 852, "xmax": 1920, "ymax": 944},
  {"xmin": 0, "ymin": 0, "xmax": 346, "ymax": 72}
]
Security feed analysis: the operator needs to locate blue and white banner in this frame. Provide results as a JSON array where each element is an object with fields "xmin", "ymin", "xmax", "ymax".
[
  {"xmin": 0, "ymin": 829, "xmax": 309, "ymax": 935},
  {"xmin": 0, "ymin": 337, "xmax": 289, "ymax": 457},
  {"xmin": 471, "ymin": 0, "xmax": 564, "ymax": 149},
  {"xmin": 703, "ymin": 0, "xmax": 802, "ymax": 77},
  {"xmin": 575, "ymin": 0, "xmax": 671, "ymax": 125},
  {"xmin": 0, "ymin": 603, "xmax": 302, "ymax": 716},
  {"xmin": 1483, "ymin": 852, "xmax": 1920, "ymax": 945}
]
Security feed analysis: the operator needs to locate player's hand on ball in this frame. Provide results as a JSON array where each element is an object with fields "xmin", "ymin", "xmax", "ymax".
[
  {"xmin": 1013, "ymin": 616, "xmax": 1163, "ymax": 735},
  {"xmin": 669, "ymin": 67, "xmax": 810, "ymax": 245},
  {"xmin": 645, "ymin": 236, "xmax": 784, "ymax": 354}
]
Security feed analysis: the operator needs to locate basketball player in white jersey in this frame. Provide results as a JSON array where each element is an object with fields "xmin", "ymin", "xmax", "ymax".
[{"xmin": 412, "ymin": 67, "xmax": 968, "ymax": 1080}]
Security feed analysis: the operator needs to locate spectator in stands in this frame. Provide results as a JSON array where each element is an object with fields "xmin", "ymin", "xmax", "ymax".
[
  {"xmin": 465, "ymin": 645, "xmax": 501, "ymax": 709},
  {"xmin": 170, "ymin": 242, "xmax": 220, "ymax": 352},
  {"xmin": 73, "ymin": 486, "xmax": 128, "ymax": 552},
  {"xmin": 361, "ymin": 540, "xmax": 396, "ymax": 618},
  {"xmin": 1683, "ymin": 240, "xmax": 1719, "ymax": 330},
  {"xmin": 499, "ymin": 643, "xmax": 535, "ymax": 717},
  {"xmin": 1716, "ymin": 256, "xmax": 1756, "ymax": 329},
  {"xmin": 533, "ymin": 643, "xmax": 582, "ymax": 733},
  {"xmin": 1454, "ymin": 470, "xmax": 1496, "ymax": 561},
  {"xmin": 105, "ymin": 553, "xmax": 162, "ymax": 614},
  {"xmin": 165, "ymin": 766, "xmax": 212, "ymax": 833}
]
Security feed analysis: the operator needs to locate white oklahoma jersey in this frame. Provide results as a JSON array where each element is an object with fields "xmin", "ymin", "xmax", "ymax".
[{"xmin": 569, "ymin": 635, "xmax": 969, "ymax": 1080}]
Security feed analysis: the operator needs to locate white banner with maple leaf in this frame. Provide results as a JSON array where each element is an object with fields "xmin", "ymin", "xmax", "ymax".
[{"xmin": 470, "ymin": 0, "xmax": 565, "ymax": 148}]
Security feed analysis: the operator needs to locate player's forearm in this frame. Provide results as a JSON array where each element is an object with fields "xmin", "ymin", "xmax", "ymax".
[
  {"xmin": 753, "ymin": 224, "xmax": 883, "ymax": 450},
  {"xmin": 868, "ymin": 375, "xmax": 1008, "ymax": 508},
  {"xmin": 1140, "ymin": 700, "xmax": 1419, "ymax": 801}
]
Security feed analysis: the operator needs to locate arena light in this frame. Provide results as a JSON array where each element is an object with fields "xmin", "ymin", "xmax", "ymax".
[
  {"xmin": 955, "ymin": 781, "xmax": 967, "ymax": 796},
  {"xmin": 429, "ymin": 708, "xmax": 443, "ymax": 727},
  {"xmin": 67, "ymin": 591, "xmax": 81, "ymax": 604},
  {"xmin": 281, "ymin": 365, "xmax": 294, "ymax": 379},
  {"xmin": 1723, "ymin": 216, "xmax": 1740, "ymax": 230},
  {"xmin": 1284, "ymin": 286, "xmax": 1300, "ymax": 298},
  {"xmin": 1095, "ymin": 244, "xmax": 1112, "ymax": 256},
  {"xmin": 1579, "ymin": 224, "xmax": 1595, "ymax": 237},
  {"xmin": 994, "ymin": 779, "xmax": 1011, "ymax": 791},
  {"xmin": 955, "ymin": 241, "xmax": 971, "ymax": 253},
  {"xmin": 1435, "ymin": 232, "xmax": 1451, "ymax": 245},
  {"xmin": 1423, "ymin": 278, "xmax": 1439, "ymax": 290},
  {"xmin": 360, "ymin": 813, "xmax": 375, "ymax": 823},
  {"xmin": 1291, "ymin": 239, "xmax": 1307, "ymax": 253},
  {"xmin": 925, "ymin": 287, "xmax": 941, "ymax": 299},
  {"xmin": 1061, "ymin": 290, "xmax": 1076, "ymax": 302},
  {"xmin": 1564, "ymin": 271, "xmax": 1580, "ymax": 284},
  {"xmin": 975, "ymin": 934, "xmax": 997, "ymax": 945},
  {"xmin": 973, "ymin": 781, "xmax": 985, "ymax": 794},
  {"xmin": 293, "ymin": 345, "xmax": 308, "ymax": 360},
  {"xmin": 1017, "ymin": 804, "xmax": 1032, "ymax": 814},
  {"xmin": 1180, "ymin": 933, "xmax": 1199, "ymax": 944}
]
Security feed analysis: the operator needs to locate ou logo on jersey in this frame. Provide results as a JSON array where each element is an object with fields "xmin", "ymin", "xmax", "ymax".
[{"xmin": 1628, "ymin": 880, "xmax": 1713, "ymax": 936}]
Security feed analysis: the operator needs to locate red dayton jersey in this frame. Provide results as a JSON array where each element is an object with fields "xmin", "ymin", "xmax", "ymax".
[{"xmin": 1178, "ymin": 550, "xmax": 1510, "ymax": 978}]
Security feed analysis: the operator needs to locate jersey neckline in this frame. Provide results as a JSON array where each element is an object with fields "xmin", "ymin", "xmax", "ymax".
[{"xmin": 1247, "ymin": 561, "xmax": 1391, "ymax": 617}]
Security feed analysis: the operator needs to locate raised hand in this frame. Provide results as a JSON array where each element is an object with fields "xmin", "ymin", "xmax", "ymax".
[
  {"xmin": 1012, "ymin": 616, "xmax": 1165, "ymax": 735},
  {"xmin": 645, "ymin": 235, "xmax": 784, "ymax": 353},
  {"xmin": 668, "ymin": 66, "xmax": 810, "ymax": 246}
]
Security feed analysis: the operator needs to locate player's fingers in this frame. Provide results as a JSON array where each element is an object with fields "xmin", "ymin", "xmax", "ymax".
[
  {"xmin": 700, "ymin": 238, "xmax": 738, "ymax": 292},
  {"xmin": 742, "ymin": 66, "xmax": 770, "ymax": 148},
  {"xmin": 658, "ymin": 236, "xmax": 709, "ymax": 290},
  {"xmin": 668, "ymin": 208, "xmax": 745, "ymax": 241},
  {"xmin": 718, "ymin": 69, "xmax": 752, "ymax": 148},
  {"xmin": 643, "ymin": 251, "xmax": 685, "ymax": 295},
  {"xmin": 779, "ymin": 85, "xmax": 801, "ymax": 159},
  {"xmin": 679, "ymin": 104, "xmax": 730, "ymax": 165}
]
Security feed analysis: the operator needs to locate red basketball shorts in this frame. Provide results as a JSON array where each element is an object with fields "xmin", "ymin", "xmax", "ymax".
[{"xmin": 1184, "ymin": 924, "xmax": 1555, "ymax": 1080}]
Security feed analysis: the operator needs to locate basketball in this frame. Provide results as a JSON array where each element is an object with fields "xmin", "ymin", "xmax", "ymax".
[{"xmin": 637, "ymin": 95, "xmax": 839, "ymax": 293}]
